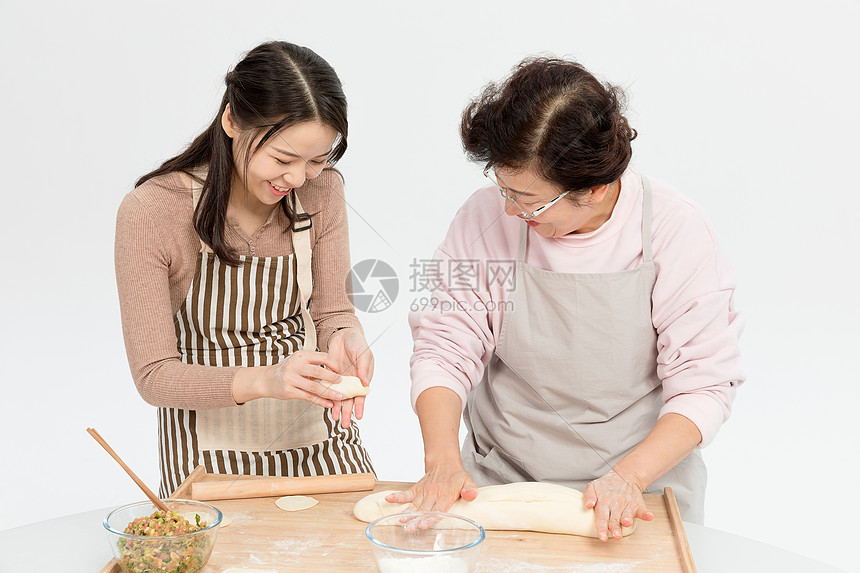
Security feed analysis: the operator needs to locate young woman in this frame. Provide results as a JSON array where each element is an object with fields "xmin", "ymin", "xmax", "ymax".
[
  {"xmin": 115, "ymin": 41, "xmax": 374, "ymax": 496},
  {"xmin": 391, "ymin": 57, "xmax": 744, "ymax": 540}
]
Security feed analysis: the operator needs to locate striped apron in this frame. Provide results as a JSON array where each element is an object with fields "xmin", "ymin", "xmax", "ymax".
[{"xmin": 157, "ymin": 178, "xmax": 374, "ymax": 496}]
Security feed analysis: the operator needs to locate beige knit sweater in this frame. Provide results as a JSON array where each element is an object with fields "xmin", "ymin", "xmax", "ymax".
[{"xmin": 115, "ymin": 168, "xmax": 362, "ymax": 411}]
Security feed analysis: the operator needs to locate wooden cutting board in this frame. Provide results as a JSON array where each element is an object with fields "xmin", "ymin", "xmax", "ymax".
[{"xmin": 102, "ymin": 471, "xmax": 695, "ymax": 572}]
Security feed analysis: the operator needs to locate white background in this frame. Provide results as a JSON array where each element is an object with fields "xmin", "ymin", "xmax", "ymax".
[{"xmin": 1, "ymin": 1, "xmax": 858, "ymax": 571}]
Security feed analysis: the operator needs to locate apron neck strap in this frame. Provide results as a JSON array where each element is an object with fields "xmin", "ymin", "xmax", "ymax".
[
  {"xmin": 517, "ymin": 218, "xmax": 529, "ymax": 262},
  {"xmin": 640, "ymin": 175, "xmax": 654, "ymax": 263},
  {"xmin": 516, "ymin": 174, "xmax": 655, "ymax": 263},
  {"xmin": 291, "ymin": 195, "xmax": 316, "ymax": 352}
]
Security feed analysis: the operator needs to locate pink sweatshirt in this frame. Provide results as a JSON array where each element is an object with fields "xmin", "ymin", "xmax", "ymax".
[{"xmin": 409, "ymin": 168, "xmax": 744, "ymax": 447}]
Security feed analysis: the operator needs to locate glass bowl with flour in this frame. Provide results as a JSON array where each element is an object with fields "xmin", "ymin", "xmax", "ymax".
[{"xmin": 365, "ymin": 511, "xmax": 485, "ymax": 573}]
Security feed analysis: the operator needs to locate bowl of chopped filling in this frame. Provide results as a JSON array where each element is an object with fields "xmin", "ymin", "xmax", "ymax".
[{"xmin": 103, "ymin": 499, "xmax": 222, "ymax": 573}]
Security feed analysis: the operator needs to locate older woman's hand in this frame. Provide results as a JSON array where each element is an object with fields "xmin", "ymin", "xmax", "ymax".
[
  {"xmin": 583, "ymin": 470, "xmax": 654, "ymax": 541},
  {"xmin": 385, "ymin": 460, "xmax": 478, "ymax": 513}
]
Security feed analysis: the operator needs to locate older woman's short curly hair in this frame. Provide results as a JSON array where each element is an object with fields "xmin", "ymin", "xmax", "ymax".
[{"xmin": 461, "ymin": 57, "xmax": 636, "ymax": 201}]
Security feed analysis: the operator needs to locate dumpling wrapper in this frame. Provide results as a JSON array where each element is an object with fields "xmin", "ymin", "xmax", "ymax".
[{"xmin": 275, "ymin": 495, "xmax": 319, "ymax": 512}]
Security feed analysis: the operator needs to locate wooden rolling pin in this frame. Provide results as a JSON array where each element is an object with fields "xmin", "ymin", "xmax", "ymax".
[{"xmin": 191, "ymin": 472, "xmax": 376, "ymax": 501}]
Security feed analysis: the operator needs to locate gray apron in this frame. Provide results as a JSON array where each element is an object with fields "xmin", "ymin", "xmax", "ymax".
[{"xmin": 462, "ymin": 176, "xmax": 706, "ymax": 523}]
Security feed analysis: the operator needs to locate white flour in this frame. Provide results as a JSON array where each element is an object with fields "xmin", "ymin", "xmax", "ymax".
[
  {"xmin": 376, "ymin": 555, "xmax": 470, "ymax": 573},
  {"xmin": 270, "ymin": 538, "xmax": 319, "ymax": 555},
  {"xmin": 475, "ymin": 558, "xmax": 643, "ymax": 572},
  {"xmin": 243, "ymin": 536, "xmax": 320, "ymax": 567}
]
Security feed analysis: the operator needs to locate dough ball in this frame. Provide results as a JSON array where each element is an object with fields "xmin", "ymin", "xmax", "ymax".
[
  {"xmin": 331, "ymin": 375, "xmax": 369, "ymax": 398},
  {"xmin": 275, "ymin": 495, "xmax": 319, "ymax": 512}
]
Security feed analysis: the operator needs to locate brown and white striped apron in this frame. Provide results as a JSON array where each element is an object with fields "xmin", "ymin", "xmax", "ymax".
[{"xmin": 157, "ymin": 178, "xmax": 374, "ymax": 496}]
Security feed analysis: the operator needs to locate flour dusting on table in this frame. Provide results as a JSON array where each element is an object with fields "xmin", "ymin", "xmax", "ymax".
[
  {"xmin": 271, "ymin": 537, "xmax": 320, "ymax": 555},
  {"xmin": 376, "ymin": 555, "xmax": 469, "ymax": 573},
  {"xmin": 475, "ymin": 558, "xmax": 644, "ymax": 572},
  {"xmin": 240, "ymin": 535, "xmax": 320, "ymax": 567}
]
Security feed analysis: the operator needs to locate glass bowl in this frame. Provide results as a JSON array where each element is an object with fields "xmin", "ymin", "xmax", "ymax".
[
  {"xmin": 365, "ymin": 511, "xmax": 485, "ymax": 573},
  {"xmin": 103, "ymin": 499, "xmax": 222, "ymax": 573}
]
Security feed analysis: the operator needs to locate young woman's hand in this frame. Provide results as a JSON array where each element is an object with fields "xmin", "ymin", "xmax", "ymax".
[
  {"xmin": 325, "ymin": 328, "xmax": 374, "ymax": 427},
  {"xmin": 232, "ymin": 350, "xmax": 346, "ymax": 406}
]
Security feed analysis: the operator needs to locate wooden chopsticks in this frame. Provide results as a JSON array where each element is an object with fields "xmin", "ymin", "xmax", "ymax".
[{"xmin": 86, "ymin": 427, "xmax": 169, "ymax": 513}]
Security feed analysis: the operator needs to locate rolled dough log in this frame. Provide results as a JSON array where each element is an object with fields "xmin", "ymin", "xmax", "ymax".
[
  {"xmin": 353, "ymin": 482, "xmax": 635, "ymax": 538},
  {"xmin": 331, "ymin": 375, "xmax": 369, "ymax": 398}
]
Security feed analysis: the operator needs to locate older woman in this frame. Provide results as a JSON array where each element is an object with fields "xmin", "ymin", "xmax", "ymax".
[{"xmin": 389, "ymin": 57, "xmax": 744, "ymax": 541}]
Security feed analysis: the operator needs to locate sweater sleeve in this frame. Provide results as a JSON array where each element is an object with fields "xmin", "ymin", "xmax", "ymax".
[
  {"xmin": 114, "ymin": 192, "xmax": 239, "ymax": 410},
  {"xmin": 307, "ymin": 171, "xmax": 363, "ymax": 352},
  {"xmin": 651, "ymin": 196, "xmax": 745, "ymax": 447}
]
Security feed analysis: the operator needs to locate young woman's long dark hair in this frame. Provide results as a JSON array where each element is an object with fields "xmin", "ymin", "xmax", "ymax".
[{"xmin": 136, "ymin": 41, "xmax": 348, "ymax": 265}]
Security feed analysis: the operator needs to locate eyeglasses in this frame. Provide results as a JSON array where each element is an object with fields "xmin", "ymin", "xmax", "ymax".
[{"xmin": 483, "ymin": 166, "xmax": 570, "ymax": 220}]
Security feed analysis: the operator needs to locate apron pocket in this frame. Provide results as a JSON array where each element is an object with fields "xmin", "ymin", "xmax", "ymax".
[
  {"xmin": 472, "ymin": 446, "xmax": 532, "ymax": 484},
  {"xmin": 644, "ymin": 449, "xmax": 706, "ymax": 524},
  {"xmin": 196, "ymin": 399, "xmax": 329, "ymax": 452}
]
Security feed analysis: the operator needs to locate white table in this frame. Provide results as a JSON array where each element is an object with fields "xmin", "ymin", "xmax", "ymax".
[{"xmin": 0, "ymin": 507, "xmax": 846, "ymax": 573}]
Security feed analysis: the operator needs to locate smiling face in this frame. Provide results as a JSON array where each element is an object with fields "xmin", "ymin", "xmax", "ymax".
[
  {"xmin": 493, "ymin": 166, "xmax": 620, "ymax": 238},
  {"xmin": 222, "ymin": 106, "xmax": 338, "ymax": 213}
]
